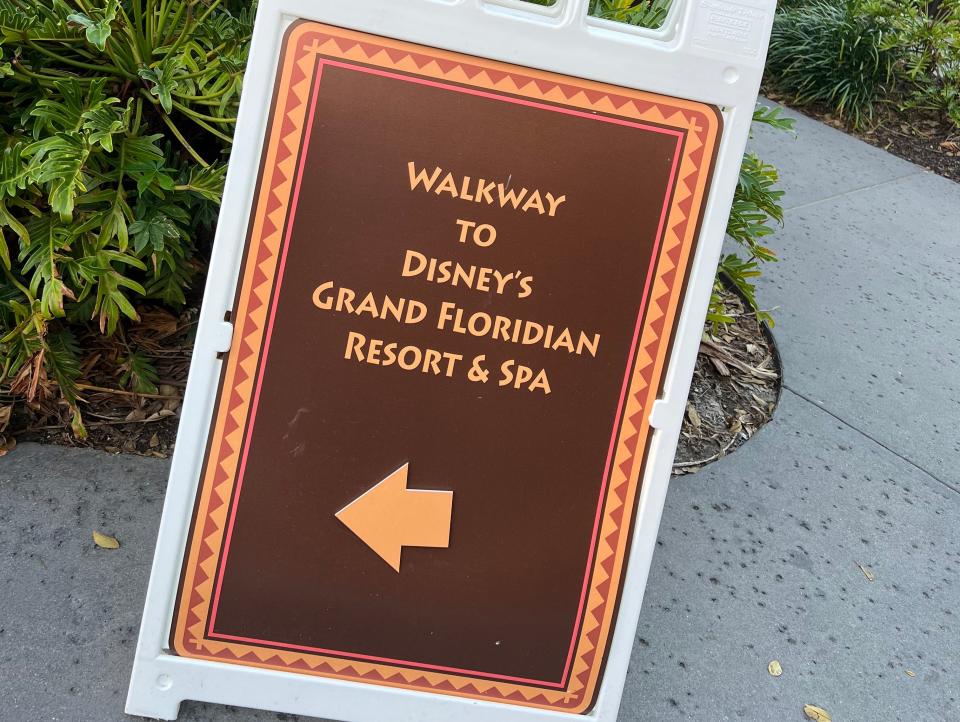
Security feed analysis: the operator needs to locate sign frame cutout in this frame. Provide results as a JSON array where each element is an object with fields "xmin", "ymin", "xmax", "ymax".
[{"xmin": 127, "ymin": 1, "xmax": 776, "ymax": 721}]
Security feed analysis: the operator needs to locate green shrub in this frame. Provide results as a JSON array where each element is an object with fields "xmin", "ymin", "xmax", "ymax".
[
  {"xmin": 710, "ymin": 105, "xmax": 793, "ymax": 329},
  {"xmin": 766, "ymin": 0, "xmax": 897, "ymax": 128},
  {"xmin": 767, "ymin": 0, "xmax": 960, "ymax": 131},
  {"xmin": 589, "ymin": 0, "xmax": 673, "ymax": 27},
  {"xmin": 523, "ymin": 0, "xmax": 673, "ymax": 27},
  {"xmin": 868, "ymin": 0, "xmax": 960, "ymax": 129},
  {"xmin": 0, "ymin": 0, "xmax": 251, "ymax": 433}
]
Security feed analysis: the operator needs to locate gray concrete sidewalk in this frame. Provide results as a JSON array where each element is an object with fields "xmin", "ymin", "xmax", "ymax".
[{"xmin": 1, "ymin": 105, "xmax": 958, "ymax": 722}]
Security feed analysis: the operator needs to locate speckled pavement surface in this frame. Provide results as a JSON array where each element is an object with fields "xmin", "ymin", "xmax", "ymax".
[{"xmin": 1, "ymin": 105, "xmax": 958, "ymax": 721}]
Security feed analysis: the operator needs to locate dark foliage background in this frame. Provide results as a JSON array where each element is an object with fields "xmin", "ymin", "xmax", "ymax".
[{"xmin": 767, "ymin": 0, "xmax": 960, "ymax": 131}]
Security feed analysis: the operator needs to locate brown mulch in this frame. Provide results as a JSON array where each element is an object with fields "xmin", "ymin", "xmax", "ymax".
[
  {"xmin": 4, "ymin": 290, "xmax": 782, "ymax": 473},
  {"xmin": 764, "ymin": 91, "xmax": 960, "ymax": 184},
  {"xmin": 7, "ymin": 306, "xmax": 195, "ymax": 458},
  {"xmin": 672, "ymin": 288, "xmax": 781, "ymax": 475},
  {"xmin": 859, "ymin": 110, "xmax": 960, "ymax": 183}
]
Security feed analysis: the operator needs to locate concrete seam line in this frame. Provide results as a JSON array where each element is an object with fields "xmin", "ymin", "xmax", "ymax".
[
  {"xmin": 781, "ymin": 385, "xmax": 960, "ymax": 498},
  {"xmin": 782, "ymin": 170, "xmax": 926, "ymax": 213}
]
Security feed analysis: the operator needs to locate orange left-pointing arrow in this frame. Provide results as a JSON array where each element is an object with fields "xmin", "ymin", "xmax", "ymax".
[{"xmin": 335, "ymin": 463, "xmax": 453, "ymax": 572}]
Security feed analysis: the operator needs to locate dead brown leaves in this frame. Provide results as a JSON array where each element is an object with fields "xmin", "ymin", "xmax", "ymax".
[
  {"xmin": 6, "ymin": 305, "xmax": 194, "ymax": 456},
  {"xmin": 0, "ymin": 404, "xmax": 14, "ymax": 457},
  {"xmin": 7, "ymin": 347, "xmax": 57, "ymax": 409},
  {"xmin": 674, "ymin": 290, "xmax": 780, "ymax": 472},
  {"xmin": 700, "ymin": 335, "xmax": 779, "ymax": 382},
  {"xmin": 136, "ymin": 308, "xmax": 181, "ymax": 340}
]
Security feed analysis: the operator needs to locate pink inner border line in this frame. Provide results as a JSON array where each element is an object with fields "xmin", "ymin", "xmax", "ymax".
[{"xmin": 205, "ymin": 54, "xmax": 684, "ymax": 690}]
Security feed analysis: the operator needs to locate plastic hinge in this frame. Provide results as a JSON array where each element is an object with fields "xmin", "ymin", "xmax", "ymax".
[
  {"xmin": 649, "ymin": 398, "xmax": 683, "ymax": 431},
  {"xmin": 211, "ymin": 321, "xmax": 234, "ymax": 355}
]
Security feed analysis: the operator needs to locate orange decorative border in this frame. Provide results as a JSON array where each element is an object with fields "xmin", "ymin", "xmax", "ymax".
[{"xmin": 171, "ymin": 21, "xmax": 721, "ymax": 714}]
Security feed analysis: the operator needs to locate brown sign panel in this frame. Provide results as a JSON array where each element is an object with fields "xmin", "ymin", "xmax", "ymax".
[{"xmin": 172, "ymin": 21, "xmax": 720, "ymax": 714}]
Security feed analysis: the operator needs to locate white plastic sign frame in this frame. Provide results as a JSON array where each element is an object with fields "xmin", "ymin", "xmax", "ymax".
[{"xmin": 127, "ymin": 0, "xmax": 775, "ymax": 719}]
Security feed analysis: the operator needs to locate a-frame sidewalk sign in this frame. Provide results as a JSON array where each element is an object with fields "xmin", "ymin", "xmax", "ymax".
[{"xmin": 127, "ymin": 0, "xmax": 775, "ymax": 720}]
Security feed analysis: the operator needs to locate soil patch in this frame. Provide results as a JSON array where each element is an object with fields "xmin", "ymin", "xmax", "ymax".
[{"xmin": 672, "ymin": 287, "xmax": 781, "ymax": 475}]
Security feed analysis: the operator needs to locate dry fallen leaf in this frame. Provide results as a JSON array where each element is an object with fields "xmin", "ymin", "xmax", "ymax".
[
  {"xmin": 0, "ymin": 435, "xmax": 16, "ymax": 457},
  {"xmin": 125, "ymin": 407, "xmax": 147, "ymax": 422},
  {"xmin": 686, "ymin": 404, "xmax": 702, "ymax": 430},
  {"xmin": 803, "ymin": 704, "xmax": 832, "ymax": 722},
  {"xmin": 93, "ymin": 530, "xmax": 120, "ymax": 549},
  {"xmin": 768, "ymin": 660, "xmax": 783, "ymax": 677},
  {"xmin": 0, "ymin": 404, "xmax": 11, "ymax": 433},
  {"xmin": 159, "ymin": 384, "xmax": 181, "ymax": 413},
  {"xmin": 856, "ymin": 561, "xmax": 876, "ymax": 582},
  {"xmin": 906, "ymin": 670, "xmax": 916, "ymax": 678},
  {"xmin": 709, "ymin": 356, "xmax": 731, "ymax": 377},
  {"xmin": 136, "ymin": 308, "xmax": 180, "ymax": 338}
]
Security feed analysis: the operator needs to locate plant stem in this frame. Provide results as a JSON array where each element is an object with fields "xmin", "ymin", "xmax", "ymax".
[
  {"xmin": 11, "ymin": 62, "xmax": 97, "ymax": 85},
  {"xmin": 152, "ymin": 104, "xmax": 210, "ymax": 167},
  {"xmin": 173, "ymin": 110, "xmax": 234, "ymax": 143},
  {"xmin": 76, "ymin": 382, "xmax": 180, "ymax": 400},
  {"xmin": 1, "ymin": 265, "xmax": 34, "ymax": 306},
  {"xmin": 171, "ymin": 100, "xmax": 236, "ymax": 124},
  {"xmin": 26, "ymin": 40, "xmax": 131, "ymax": 77}
]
